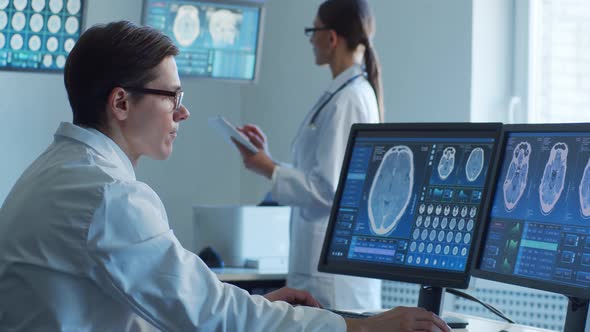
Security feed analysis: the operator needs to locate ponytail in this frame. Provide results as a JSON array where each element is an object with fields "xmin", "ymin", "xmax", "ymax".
[
  {"xmin": 318, "ymin": 0, "xmax": 383, "ymax": 122},
  {"xmin": 364, "ymin": 42, "xmax": 384, "ymax": 122}
]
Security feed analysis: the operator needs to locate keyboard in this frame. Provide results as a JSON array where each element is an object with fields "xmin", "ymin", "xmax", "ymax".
[
  {"xmin": 327, "ymin": 309, "xmax": 469, "ymax": 329},
  {"xmin": 326, "ymin": 309, "xmax": 371, "ymax": 319}
]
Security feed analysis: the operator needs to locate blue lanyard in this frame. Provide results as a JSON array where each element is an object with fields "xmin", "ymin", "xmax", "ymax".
[{"xmin": 309, "ymin": 73, "xmax": 363, "ymax": 128}]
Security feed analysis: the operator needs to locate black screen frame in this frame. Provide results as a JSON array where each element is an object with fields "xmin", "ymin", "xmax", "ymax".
[
  {"xmin": 473, "ymin": 123, "xmax": 590, "ymax": 300},
  {"xmin": 141, "ymin": 0, "xmax": 265, "ymax": 82},
  {"xmin": 318, "ymin": 122, "xmax": 503, "ymax": 289}
]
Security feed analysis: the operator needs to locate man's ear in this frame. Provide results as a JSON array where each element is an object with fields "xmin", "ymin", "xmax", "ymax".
[
  {"xmin": 107, "ymin": 87, "xmax": 130, "ymax": 121},
  {"xmin": 328, "ymin": 30, "xmax": 339, "ymax": 48}
]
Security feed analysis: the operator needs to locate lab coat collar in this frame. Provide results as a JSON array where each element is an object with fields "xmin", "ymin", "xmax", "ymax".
[
  {"xmin": 326, "ymin": 64, "xmax": 364, "ymax": 94},
  {"xmin": 54, "ymin": 122, "xmax": 136, "ymax": 180}
]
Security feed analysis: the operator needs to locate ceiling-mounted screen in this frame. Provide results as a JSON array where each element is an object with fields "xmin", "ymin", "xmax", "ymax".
[
  {"xmin": 0, "ymin": 0, "xmax": 85, "ymax": 71},
  {"xmin": 142, "ymin": 0, "xmax": 264, "ymax": 82}
]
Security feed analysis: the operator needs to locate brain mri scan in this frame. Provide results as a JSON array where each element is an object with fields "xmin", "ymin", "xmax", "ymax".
[
  {"xmin": 368, "ymin": 146, "xmax": 414, "ymax": 236},
  {"xmin": 503, "ymin": 142, "xmax": 531, "ymax": 212},
  {"xmin": 465, "ymin": 147, "xmax": 484, "ymax": 182},
  {"xmin": 539, "ymin": 143, "xmax": 568, "ymax": 215},
  {"xmin": 207, "ymin": 9, "xmax": 242, "ymax": 46},
  {"xmin": 173, "ymin": 5, "xmax": 200, "ymax": 47},
  {"xmin": 579, "ymin": 157, "xmax": 590, "ymax": 217},
  {"xmin": 437, "ymin": 147, "xmax": 456, "ymax": 180}
]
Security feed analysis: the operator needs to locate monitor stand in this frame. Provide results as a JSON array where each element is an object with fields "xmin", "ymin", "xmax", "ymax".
[
  {"xmin": 418, "ymin": 285, "xmax": 468, "ymax": 329},
  {"xmin": 417, "ymin": 285, "xmax": 445, "ymax": 314},
  {"xmin": 564, "ymin": 297, "xmax": 589, "ymax": 332}
]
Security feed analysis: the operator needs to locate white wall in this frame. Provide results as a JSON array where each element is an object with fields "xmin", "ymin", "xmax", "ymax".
[
  {"xmin": 471, "ymin": 0, "xmax": 513, "ymax": 123},
  {"xmin": 240, "ymin": 0, "xmax": 492, "ymax": 203},
  {"xmin": 0, "ymin": 0, "xmax": 512, "ymax": 250}
]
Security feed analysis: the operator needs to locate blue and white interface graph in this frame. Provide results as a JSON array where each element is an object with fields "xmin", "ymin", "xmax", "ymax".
[
  {"xmin": 326, "ymin": 135, "xmax": 495, "ymax": 273},
  {"xmin": 143, "ymin": 0, "xmax": 261, "ymax": 81},
  {"xmin": 480, "ymin": 132, "xmax": 590, "ymax": 289}
]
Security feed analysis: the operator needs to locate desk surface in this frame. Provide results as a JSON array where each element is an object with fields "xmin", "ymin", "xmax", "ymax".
[
  {"xmin": 445, "ymin": 312, "xmax": 555, "ymax": 332},
  {"xmin": 211, "ymin": 270, "xmax": 554, "ymax": 331},
  {"xmin": 212, "ymin": 267, "xmax": 287, "ymax": 282}
]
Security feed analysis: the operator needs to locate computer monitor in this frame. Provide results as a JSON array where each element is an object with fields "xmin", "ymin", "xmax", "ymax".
[
  {"xmin": 318, "ymin": 123, "xmax": 502, "ymax": 314},
  {"xmin": 0, "ymin": 0, "xmax": 85, "ymax": 71},
  {"xmin": 474, "ymin": 124, "xmax": 590, "ymax": 331},
  {"xmin": 142, "ymin": 0, "xmax": 264, "ymax": 82}
]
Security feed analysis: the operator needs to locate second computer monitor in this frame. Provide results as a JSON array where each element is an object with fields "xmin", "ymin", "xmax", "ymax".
[
  {"xmin": 318, "ymin": 123, "xmax": 502, "ymax": 289},
  {"xmin": 475, "ymin": 124, "xmax": 590, "ymax": 299}
]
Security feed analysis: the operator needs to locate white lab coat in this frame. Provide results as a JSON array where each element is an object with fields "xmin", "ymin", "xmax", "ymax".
[
  {"xmin": 0, "ymin": 122, "xmax": 346, "ymax": 331},
  {"xmin": 271, "ymin": 65, "xmax": 382, "ymax": 310}
]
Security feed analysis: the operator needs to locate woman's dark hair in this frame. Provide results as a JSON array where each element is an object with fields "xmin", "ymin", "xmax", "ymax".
[
  {"xmin": 64, "ymin": 20, "xmax": 179, "ymax": 129},
  {"xmin": 318, "ymin": 0, "xmax": 384, "ymax": 122}
]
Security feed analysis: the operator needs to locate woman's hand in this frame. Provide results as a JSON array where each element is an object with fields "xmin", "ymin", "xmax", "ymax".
[
  {"xmin": 233, "ymin": 124, "xmax": 276, "ymax": 179},
  {"xmin": 238, "ymin": 124, "xmax": 271, "ymax": 156}
]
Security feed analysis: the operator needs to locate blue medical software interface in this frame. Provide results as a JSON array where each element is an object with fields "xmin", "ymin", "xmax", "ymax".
[
  {"xmin": 326, "ymin": 135, "xmax": 495, "ymax": 272},
  {"xmin": 480, "ymin": 132, "xmax": 590, "ymax": 289},
  {"xmin": 0, "ymin": 0, "xmax": 84, "ymax": 71},
  {"xmin": 144, "ymin": 0, "xmax": 261, "ymax": 80}
]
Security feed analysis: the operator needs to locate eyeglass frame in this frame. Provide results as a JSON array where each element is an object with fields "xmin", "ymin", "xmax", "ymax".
[
  {"xmin": 121, "ymin": 86, "xmax": 184, "ymax": 112},
  {"xmin": 304, "ymin": 27, "xmax": 331, "ymax": 37}
]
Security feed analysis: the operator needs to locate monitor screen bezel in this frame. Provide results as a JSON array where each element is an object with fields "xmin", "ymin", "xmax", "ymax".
[
  {"xmin": 318, "ymin": 122, "xmax": 503, "ymax": 289},
  {"xmin": 472, "ymin": 123, "xmax": 590, "ymax": 300},
  {"xmin": 141, "ymin": 0, "xmax": 265, "ymax": 83}
]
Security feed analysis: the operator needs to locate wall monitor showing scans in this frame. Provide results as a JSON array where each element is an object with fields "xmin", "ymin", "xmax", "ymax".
[
  {"xmin": 0, "ymin": 0, "xmax": 84, "ymax": 72},
  {"xmin": 142, "ymin": 0, "xmax": 264, "ymax": 82},
  {"xmin": 318, "ymin": 123, "xmax": 502, "ymax": 313}
]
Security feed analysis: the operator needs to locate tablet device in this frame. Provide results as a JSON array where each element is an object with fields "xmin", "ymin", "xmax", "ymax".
[{"xmin": 208, "ymin": 116, "xmax": 259, "ymax": 153}]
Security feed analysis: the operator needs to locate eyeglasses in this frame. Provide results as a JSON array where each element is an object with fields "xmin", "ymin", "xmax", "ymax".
[
  {"xmin": 122, "ymin": 86, "xmax": 184, "ymax": 112},
  {"xmin": 304, "ymin": 27, "xmax": 331, "ymax": 37}
]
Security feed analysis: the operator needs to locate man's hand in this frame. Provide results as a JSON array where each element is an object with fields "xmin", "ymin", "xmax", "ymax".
[
  {"xmin": 263, "ymin": 287, "xmax": 322, "ymax": 308},
  {"xmin": 345, "ymin": 307, "xmax": 451, "ymax": 332}
]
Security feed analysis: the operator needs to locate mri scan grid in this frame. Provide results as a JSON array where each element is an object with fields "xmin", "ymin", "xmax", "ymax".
[{"xmin": 0, "ymin": 0, "xmax": 84, "ymax": 71}]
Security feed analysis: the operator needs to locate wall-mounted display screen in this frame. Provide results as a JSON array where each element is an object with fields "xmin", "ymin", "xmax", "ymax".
[
  {"xmin": 0, "ymin": 0, "xmax": 84, "ymax": 71},
  {"xmin": 142, "ymin": 0, "xmax": 264, "ymax": 82}
]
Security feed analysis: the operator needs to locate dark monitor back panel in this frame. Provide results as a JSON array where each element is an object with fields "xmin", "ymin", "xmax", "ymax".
[
  {"xmin": 474, "ymin": 124, "xmax": 590, "ymax": 299},
  {"xmin": 318, "ymin": 123, "xmax": 502, "ymax": 289}
]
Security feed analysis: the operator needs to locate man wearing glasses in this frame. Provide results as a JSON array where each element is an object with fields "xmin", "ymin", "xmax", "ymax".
[{"xmin": 0, "ymin": 21, "xmax": 449, "ymax": 332}]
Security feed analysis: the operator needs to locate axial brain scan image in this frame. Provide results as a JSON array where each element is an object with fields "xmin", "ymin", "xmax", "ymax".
[
  {"xmin": 173, "ymin": 5, "xmax": 200, "ymax": 47},
  {"xmin": 539, "ymin": 142, "xmax": 568, "ymax": 215},
  {"xmin": 503, "ymin": 142, "xmax": 531, "ymax": 212},
  {"xmin": 207, "ymin": 9, "xmax": 242, "ymax": 46},
  {"xmin": 437, "ymin": 147, "xmax": 456, "ymax": 180},
  {"xmin": 579, "ymin": 157, "xmax": 590, "ymax": 217},
  {"xmin": 368, "ymin": 146, "xmax": 414, "ymax": 236},
  {"xmin": 465, "ymin": 147, "xmax": 484, "ymax": 182}
]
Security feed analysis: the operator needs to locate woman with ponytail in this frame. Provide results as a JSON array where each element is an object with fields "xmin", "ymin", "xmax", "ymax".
[{"xmin": 235, "ymin": 0, "xmax": 383, "ymax": 310}]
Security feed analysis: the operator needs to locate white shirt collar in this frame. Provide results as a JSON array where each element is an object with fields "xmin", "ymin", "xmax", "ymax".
[
  {"xmin": 326, "ymin": 64, "xmax": 364, "ymax": 94},
  {"xmin": 54, "ymin": 122, "xmax": 136, "ymax": 180}
]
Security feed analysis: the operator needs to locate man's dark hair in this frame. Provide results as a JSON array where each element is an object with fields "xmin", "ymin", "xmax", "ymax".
[{"xmin": 64, "ymin": 20, "xmax": 179, "ymax": 129}]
